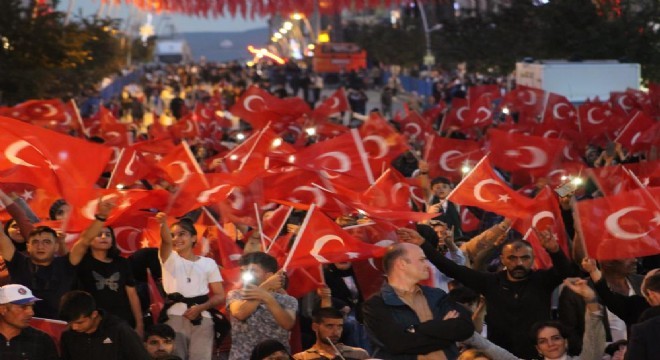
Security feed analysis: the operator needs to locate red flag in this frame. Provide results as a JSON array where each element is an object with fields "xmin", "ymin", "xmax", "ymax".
[
  {"xmin": 460, "ymin": 207, "xmax": 481, "ymax": 233},
  {"xmin": 487, "ymin": 129, "xmax": 568, "ymax": 175},
  {"xmin": 358, "ymin": 112, "xmax": 410, "ymax": 176},
  {"xmin": 576, "ymin": 102, "xmax": 624, "ymax": 141},
  {"xmin": 107, "ymin": 138, "xmax": 176, "ymax": 189},
  {"xmin": 441, "ymin": 97, "xmax": 469, "ymax": 130},
  {"xmin": 424, "ymin": 135, "xmax": 483, "ymax": 182},
  {"xmin": 609, "ymin": 91, "xmax": 637, "ymax": 116},
  {"xmin": 460, "ymin": 94, "xmax": 493, "ymax": 129},
  {"xmin": 262, "ymin": 205, "xmax": 293, "ymax": 243},
  {"xmin": 206, "ymin": 226, "xmax": 243, "ymax": 269},
  {"xmin": 542, "ymin": 93, "xmax": 578, "ymax": 132},
  {"xmin": 286, "ymin": 130, "xmax": 375, "ymax": 186},
  {"xmin": 311, "ymin": 87, "xmax": 350, "ymax": 120},
  {"xmin": 512, "ymin": 187, "xmax": 570, "ymax": 269},
  {"xmin": 0, "ymin": 99, "xmax": 68, "ymax": 123},
  {"xmin": 396, "ymin": 111, "xmax": 434, "ymax": 142},
  {"xmin": 282, "ymin": 205, "xmax": 387, "ymax": 270},
  {"xmin": 0, "ymin": 116, "xmax": 113, "ymax": 207},
  {"xmin": 447, "ymin": 155, "xmax": 534, "ymax": 218},
  {"xmin": 362, "ymin": 168, "xmax": 413, "ymax": 212},
  {"xmin": 468, "ymin": 84, "xmax": 501, "ymax": 105},
  {"xmin": 575, "ymin": 187, "xmax": 660, "ymax": 260},
  {"xmin": 169, "ymin": 114, "xmax": 200, "ymax": 141},
  {"xmin": 30, "ymin": 317, "xmax": 67, "ymax": 350},
  {"xmin": 230, "ymin": 86, "xmax": 310, "ymax": 131},
  {"xmin": 614, "ymin": 111, "xmax": 655, "ymax": 152},
  {"xmin": 586, "ymin": 165, "xmax": 638, "ymax": 196},
  {"xmin": 286, "ymin": 265, "xmax": 325, "ymax": 299}
]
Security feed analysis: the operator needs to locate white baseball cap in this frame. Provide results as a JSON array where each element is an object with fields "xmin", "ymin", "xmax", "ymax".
[{"xmin": 0, "ymin": 284, "xmax": 42, "ymax": 305}]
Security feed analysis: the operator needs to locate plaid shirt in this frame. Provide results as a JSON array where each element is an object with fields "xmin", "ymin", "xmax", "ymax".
[{"xmin": 0, "ymin": 326, "xmax": 59, "ymax": 360}]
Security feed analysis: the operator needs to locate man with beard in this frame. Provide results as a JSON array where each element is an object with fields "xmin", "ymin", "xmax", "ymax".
[
  {"xmin": 399, "ymin": 229, "xmax": 574, "ymax": 359},
  {"xmin": 293, "ymin": 307, "xmax": 369, "ymax": 360}
]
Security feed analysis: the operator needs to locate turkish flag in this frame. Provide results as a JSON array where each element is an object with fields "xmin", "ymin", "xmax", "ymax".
[
  {"xmin": 362, "ymin": 168, "xmax": 413, "ymax": 212},
  {"xmin": 424, "ymin": 134, "xmax": 483, "ymax": 182},
  {"xmin": 261, "ymin": 205, "xmax": 293, "ymax": 243},
  {"xmin": 460, "ymin": 207, "xmax": 481, "ymax": 233},
  {"xmin": 107, "ymin": 137, "xmax": 175, "ymax": 189},
  {"xmin": 460, "ymin": 94, "xmax": 493, "ymax": 129},
  {"xmin": 285, "ymin": 130, "xmax": 375, "ymax": 187},
  {"xmin": 441, "ymin": 97, "xmax": 469, "ymax": 130},
  {"xmin": 396, "ymin": 111, "xmax": 434, "ymax": 142},
  {"xmin": 512, "ymin": 187, "xmax": 570, "ymax": 270},
  {"xmin": 205, "ymin": 226, "xmax": 243, "ymax": 269},
  {"xmin": 344, "ymin": 221, "xmax": 399, "ymax": 247},
  {"xmin": 169, "ymin": 114, "xmax": 200, "ymax": 141},
  {"xmin": 0, "ymin": 99, "xmax": 68, "ymax": 123},
  {"xmin": 282, "ymin": 205, "xmax": 387, "ymax": 270},
  {"xmin": 155, "ymin": 142, "xmax": 205, "ymax": 187},
  {"xmin": 542, "ymin": 93, "xmax": 578, "ymax": 132},
  {"xmin": 537, "ymin": 161, "xmax": 586, "ymax": 188},
  {"xmin": 213, "ymin": 127, "xmax": 289, "ymax": 175},
  {"xmin": 609, "ymin": 91, "xmax": 637, "ymax": 116},
  {"xmin": 217, "ymin": 181, "xmax": 265, "ymax": 228},
  {"xmin": 148, "ymin": 116, "xmax": 170, "ymax": 140},
  {"xmin": 0, "ymin": 116, "xmax": 113, "ymax": 207},
  {"xmin": 263, "ymin": 167, "xmax": 344, "ymax": 215},
  {"xmin": 286, "ymin": 265, "xmax": 325, "ymax": 299},
  {"xmin": 421, "ymin": 103, "xmax": 446, "ymax": 124},
  {"xmin": 501, "ymin": 85, "xmax": 546, "ymax": 116},
  {"xmin": 358, "ymin": 112, "xmax": 410, "ymax": 177},
  {"xmin": 623, "ymin": 161, "xmax": 660, "ymax": 188},
  {"xmin": 586, "ymin": 164, "xmax": 638, "ymax": 196},
  {"xmin": 487, "ymin": 129, "xmax": 568, "ymax": 175},
  {"xmin": 311, "ymin": 87, "xmax": 350, "ymax": 120},
  {"xmin": 576, "ymin": 102, "xmax": 624, "ymax": 141},
  {"xmin": 352, "ymin": 259, "xmax": 386, "ymax": 300},
  {"xmin": 230, "ymin": 86, "xmax": 310, "ymax": 131},
  {"xmin": 614, "ymin": 111, "xmax": 655, "ymax": 152},
  {"xmin": 468, "ymin": 84, "xmax": 501, "ymax": 105},
  {"xmin": 447, "ymin": 155, "xmax": 535, "ymax": 218},
  {"xmin": 575, "ymin": 187, "xmax": 660, "ymax": 260},
  {"xmin": 100, "ymin": 122, "xmax": 133, "ymax": 147}
]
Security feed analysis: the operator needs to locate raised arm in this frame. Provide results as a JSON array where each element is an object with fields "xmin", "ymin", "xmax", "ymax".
[
  {"xmin": 0, "ymin": 189, "xmax": 35, "ymax": 245},
  {"xmin": 397, "ymin": 227, "xmax": 492, "ymax": 294},
  {"xmin": 69, "ymin": 198, "xmax": 115, "ymax": 266},
  {"xmin": 0, "ymin": 221, "xmax": 16, "ymax": 261},
  {"xmin": 157, "ymin": 212, "xmax": 173, "ymax": 263},
  {"xmin": 563, "ymin": 278, "xmax": 606, "ymax": 360},
  {"xmin": 229, "ymin": 271, "xmax": 285, "ymax": 322}
]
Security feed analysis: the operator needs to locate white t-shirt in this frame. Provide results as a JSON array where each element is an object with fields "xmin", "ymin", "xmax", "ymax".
[{"xmin": 161, "ymin": 251, "xmax": 223, "ymax": 317}]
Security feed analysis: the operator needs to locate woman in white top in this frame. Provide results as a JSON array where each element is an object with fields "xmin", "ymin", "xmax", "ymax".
[{"xmin": 157, "ymin": 213, "xmax": 225, "ymax": 360}]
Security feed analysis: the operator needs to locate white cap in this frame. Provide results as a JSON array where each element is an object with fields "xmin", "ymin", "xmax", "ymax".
[{"xmin": 0, "ymin": 284, "xmax": 42, "ymax": 305}]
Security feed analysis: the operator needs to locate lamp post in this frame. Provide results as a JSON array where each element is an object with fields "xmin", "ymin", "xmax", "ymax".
[{"xmin": 416, "ymin": 0, "xmax": 437, "ymax": 68}]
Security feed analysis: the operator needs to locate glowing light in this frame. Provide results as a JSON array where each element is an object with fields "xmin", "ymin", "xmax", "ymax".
[
  {"xmin": 283, "ymin": 22, "xmax": 293, "ymax": 30},
  {"xmin": 305, "ymin": 127, "xmax": 317, "ymax": 136},
  {"xmin": 272, "ymin": 138, "xmax": 283, "ymax": 147},
  {"xmin": 318, "ymin": 32, "xmax": 330, "ymax": 43},
  {"xmin": 307, "ymin": 44, "xmax": 315, "ymax": 50},
  {"xmin": 116, "ymin": 184, "xmax": 125, "ymax": 190},
  {"xmin": 274, "ymin": 32, "xmax": 283, "ymax": 39},
  {"xmin": 279, "ymin": 28, "xmax": 288, "ymax": 34},
  {"xmin": 288, "ymin": 155, "xmax": 296, "ymax": 163},
  {"xmin": 247, "ymin": 45, "xmax": 286, "ymax": 65},
  {"xmin": 502, "ymin": 107, "xmax": 510, "ymax": 115},
  {"xmin": 291, "ymin": 13, "xmax": 304, "ymax": 20},
  {"xmin": 236, "ymin": 132, "xmax": 245, "ymax": 141},
  {"xmin": 560, "ymin": 175, "xmax": 568, "ymax": 181},
  {"xmin": 461, "ymin": 165, "xmax": 471, "ymax": 174},
  {"xmin": 571, "ymin": 177, "xmax": 583, "ymax": 186},
  {"xmin": 241, "ymin": 272, "xmax": 254, "ymax": 284},
  {"xmin": 229, "ymin": 155, "xmax": 239, "ymax": 160}
]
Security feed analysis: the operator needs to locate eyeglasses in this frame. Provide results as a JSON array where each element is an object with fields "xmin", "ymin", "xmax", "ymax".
[{"xmin": 537, "ymin": 335, "xmax": 564, "ymax": 346}]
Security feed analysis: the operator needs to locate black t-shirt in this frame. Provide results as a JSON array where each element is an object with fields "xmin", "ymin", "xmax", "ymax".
[
  {"xmin": 6, "ymin": 253, "xmax": 77, "ymax": 319},
  {"xmin": 76, "ymin": 253, "xmax": 137, "ymax": 326}
]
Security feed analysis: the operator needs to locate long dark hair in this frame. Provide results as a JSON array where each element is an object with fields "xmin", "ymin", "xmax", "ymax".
[{"xmin": 87, "ymin": 226, "xmax": 121, "ymax": 259}]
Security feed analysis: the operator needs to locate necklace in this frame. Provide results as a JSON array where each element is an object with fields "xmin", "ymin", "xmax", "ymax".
[{"xmin": 184, "ymin": 259, "xmax": 195, "ymax": 283}]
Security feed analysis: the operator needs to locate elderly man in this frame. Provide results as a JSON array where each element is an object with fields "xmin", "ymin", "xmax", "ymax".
[
  {"xmin": 0, "ymin": 284, "xmax": 58, "ymax": 359},
  {"xmin": 363, "ymin": 243, "xmax": 474, "ymax": 360}
]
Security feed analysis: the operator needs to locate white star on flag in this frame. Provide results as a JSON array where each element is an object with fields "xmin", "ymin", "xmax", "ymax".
[
  {"xmin": 498, "ymin": 194, "xmax": 511, "ymax": 203},
  {"xmin": 20, "ymin": 190, "xmax": 34, "ymax": 201},
  {"xmin": 346, "ymin": 252, "xmax": 360, "ymax": 259},
  {"xmin": 140, "ymin": 238, "xmax": 150, "ymax": 249},
  {"xmin": 652, "ymin": 212, "xmax": 660, "ymax": 226},
  {"xmin": 504, "ymin": 150, "xmax": 520, "ymax": 157}
]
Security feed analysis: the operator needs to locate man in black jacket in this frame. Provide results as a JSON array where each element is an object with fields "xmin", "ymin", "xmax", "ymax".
[
  {"xmin": 619, "ymin": 268, "xmax": 660, "ymax": 360},
  {"xmin": 398, "ymin": 227, "xmax": 574, "ymax": 359},
  {"xmin": 363, "ymin": 243, "xmax": 474, "ymax": 360},
  {"xmin": 59, "ymin": 290, "xmax": 150, "ymax": 360}
]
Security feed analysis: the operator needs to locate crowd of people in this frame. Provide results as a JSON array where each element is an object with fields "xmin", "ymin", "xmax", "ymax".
[{"xmin": 0, "ymin": 58, "xmax": 658, "ymax": 360}]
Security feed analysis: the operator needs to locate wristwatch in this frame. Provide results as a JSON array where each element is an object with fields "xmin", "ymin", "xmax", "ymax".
[{"xmin": 406, "ymin": 324, "xmax": 416, "ymax": 334}]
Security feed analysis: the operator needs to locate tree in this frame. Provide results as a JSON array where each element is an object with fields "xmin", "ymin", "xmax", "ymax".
[{"xmin": 0, "ymin": 0, "xmax": 127, "ymax": 104}]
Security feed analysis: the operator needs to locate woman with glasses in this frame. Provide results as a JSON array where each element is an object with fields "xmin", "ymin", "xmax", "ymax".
[
  {"xmin": 463, "ymin": 277, "xmax": 606, "ymax": 360},
  {"xmin": 69, "ymin": 198, "xmax": 144, "ymax": 337}
]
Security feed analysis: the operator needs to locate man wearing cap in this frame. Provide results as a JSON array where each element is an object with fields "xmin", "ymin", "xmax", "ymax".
[
  {"xmin": 0, "ymin": 223, "xmax": 76, "ymax": 319},
  {"xmin": 0, "ymin": 284, "xmax": 59, "ymax": 359}
]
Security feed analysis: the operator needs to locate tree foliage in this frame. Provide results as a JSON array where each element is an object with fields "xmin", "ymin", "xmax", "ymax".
[
  {"xmin": 347, "ymin": 0, "xmax": 660, "ymax": 81},
  {"xmin": 0, "ymin": 0, "xmax": 129, "ymax": 104}
]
